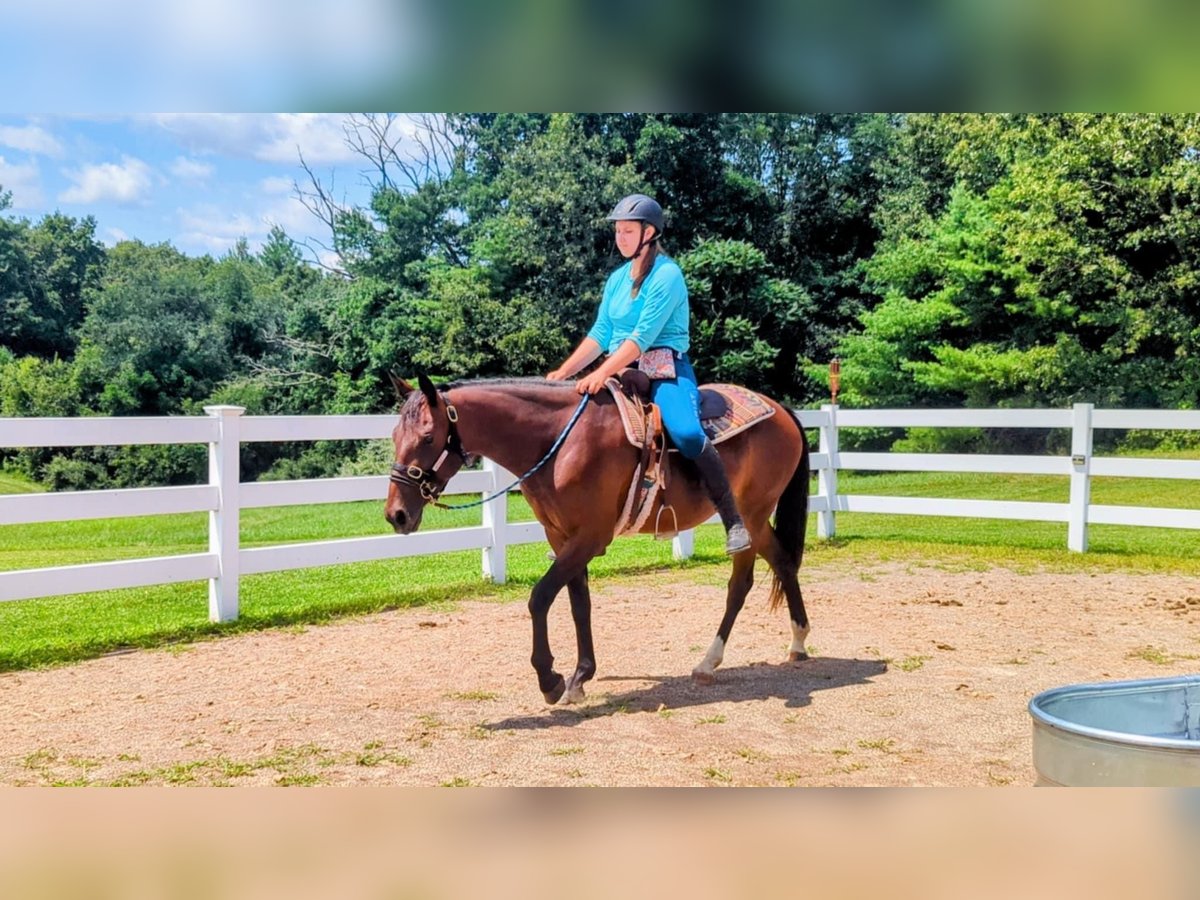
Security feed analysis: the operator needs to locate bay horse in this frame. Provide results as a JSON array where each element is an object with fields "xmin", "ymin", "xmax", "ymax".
[{"xmin": 385, "ymin": 373, "xmax": 811, "ymax": 705}]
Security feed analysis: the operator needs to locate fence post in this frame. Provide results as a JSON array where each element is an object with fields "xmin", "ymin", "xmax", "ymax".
[
  {"xmin": 205, "ymin": 405, "xmax": 244, "ymax": 622},
  {"xmin": 1068, "ymin": 402, "xmax": 1094, "ymax": 552},
  {"xmin": 481, "ymin": 458, "xmax": 509, "ymax": 583},
  {"xmin": 817, "ymin": 403, "xmax": 840, "ymax": 539},
  {"xmin": 672, "ymin": 529, "xmax": 694, "ymax": 560}
]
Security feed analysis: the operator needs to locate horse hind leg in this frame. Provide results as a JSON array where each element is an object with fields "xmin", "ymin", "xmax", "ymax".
[
  {"xmin": 692, "ymin": 548, "xmax": 756, "ymax": 685},
  {"xmin": 786, "ymin": 611, "xmax": 811, "ymax": 663},
  {"xmin": 760, "ymin": 527, "xmax": 810, "ymax": 663}
]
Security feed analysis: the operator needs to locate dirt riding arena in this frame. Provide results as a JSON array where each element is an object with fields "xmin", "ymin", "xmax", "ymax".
[{"xmin": 2, "ymin": 560, "xmax": 1198, "ymax": 787}]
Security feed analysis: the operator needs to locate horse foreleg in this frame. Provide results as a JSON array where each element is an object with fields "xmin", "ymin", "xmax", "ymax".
[
  {"xmin": 563, "ymin": 568, "xmax": 595, "ymax": 704},
  {"xmin": 528, "ymin": 541, "xmax": 599, "ymax": 705},
  {"xmin": 529, "ymin": 566, "xmax": 569, "ymax": 704},
  {"xmin": 692, "ymin": 548, "xmax": 756, "ymax": 685}
]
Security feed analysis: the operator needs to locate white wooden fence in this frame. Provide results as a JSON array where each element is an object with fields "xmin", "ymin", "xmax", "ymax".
[{"xmin": 2, "ymin": 403, "xmax": 1198, "ymax": 621}]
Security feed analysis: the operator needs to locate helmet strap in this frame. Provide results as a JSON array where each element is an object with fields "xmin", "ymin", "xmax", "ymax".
[{"xmin": 629, "ymin": 223, "xmax": 658, "ymax": 259}]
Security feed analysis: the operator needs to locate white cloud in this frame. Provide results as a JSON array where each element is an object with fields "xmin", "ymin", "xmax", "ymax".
[
  {"xmin": 0, "ymin": 155, "xmax": 44, "ymax": 209},
  {"xmin": 0, "ymin": 124, "xmax": 64, "ymax": 157},
  {"xmin": 59, "ymin": 156, "xmax": 153, "ymax": 205},
  {"xmin": 168, "ymin": 156, "xmax": 213, "ymax": 180},
  {"xmin": 103, "ymin": 226, "xmax": 130, "ymax": 246},
  {"xmin": 172, "ymin": 190, "xmax": 334, "ymax": 258},
  {"xmin": 263, "ymin": 194, "xmax": 321, "ymax": 235},
  {"xmin": 175, "ymin": 204, "xmax": 265, "ymax": 255},
  {"xmin": 316, "ymin": 248, "xmax": 345, "ymax": 271},
  {"xmin": 260, "ymin": 175, "xmax": 295, "ymax": 194},
  {"xmin": 147, "ymin": 113, "xmax": 365, "ymax": 165},
  {"xmin": 256, "ymin": 113, "xmax": 362, "ymax": 165},
  {"xmin": 178, "ymin": 205, "xmax": 259, "ymax": 237}
]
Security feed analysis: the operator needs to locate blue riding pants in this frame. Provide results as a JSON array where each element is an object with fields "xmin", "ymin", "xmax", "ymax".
[{"xmin": 648, "ymin": 352, "xmax": 707, "ymax": 459}]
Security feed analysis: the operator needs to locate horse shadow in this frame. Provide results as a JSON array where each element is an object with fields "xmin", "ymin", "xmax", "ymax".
[{"xmin": 485, "ymin": 656, "xmax": 888, "ymax": 732}]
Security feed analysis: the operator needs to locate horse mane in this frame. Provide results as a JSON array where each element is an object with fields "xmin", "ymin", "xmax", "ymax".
[
  {"xmin": 443, "ymin": 376, "xmax": 578, "ymax": 392},
  {"xmin": 399, "ymin": 376, "xmax": 582, "ymax": 423}
]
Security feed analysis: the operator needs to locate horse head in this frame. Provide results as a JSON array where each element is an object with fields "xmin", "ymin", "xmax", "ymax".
[{"xmin": 384, "ymin": 371, "xmax": 472, "ymax": 534}]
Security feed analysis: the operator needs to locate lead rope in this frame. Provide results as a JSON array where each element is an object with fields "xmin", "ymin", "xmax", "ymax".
[{"xmin": 433, "ymin": 393, "xmax": 592, "ymax": 510}]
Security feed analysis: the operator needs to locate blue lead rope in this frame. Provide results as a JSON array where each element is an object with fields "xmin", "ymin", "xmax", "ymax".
[{"xmin": 435, "ymin": 393, "xmax": 592, "ymax": 510}]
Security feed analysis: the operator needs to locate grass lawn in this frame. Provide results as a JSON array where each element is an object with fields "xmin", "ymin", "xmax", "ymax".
[
  {"xmin": 0, "ymin": 470, "xmax": 43, "ymax": 494},
  {"xmin": 1, "ymin": 469, "xmax": 1197, "ymax": 672}
]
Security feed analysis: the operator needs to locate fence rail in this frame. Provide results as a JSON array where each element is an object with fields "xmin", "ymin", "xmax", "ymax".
[{"xmin": 2, "ymin": 403, "xmax": 1197, "ymax": 620}]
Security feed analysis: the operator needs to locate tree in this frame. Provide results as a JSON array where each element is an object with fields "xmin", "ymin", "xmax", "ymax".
[
  {"xmin": 836, "ymin": 114, "xmax": 1200, "ymax": 427},
  {"xmin": 0, "ymin": 203, "xmax": 106, "ymax": 361},
  {"xmin": 681, "ymin": 238, "xmax": 816, "ymax": 398},
  {"xmin": 76, "ymin": 241, "xmax": 228, "ymax": 415},
  {"xmin": 0, "ymin": 190, "xmax": 34, "ymax": 357}
]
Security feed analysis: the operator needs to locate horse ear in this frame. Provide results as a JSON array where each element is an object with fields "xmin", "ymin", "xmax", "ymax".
[
  {"xmin": 388, "ymin": 371, "xmax": 414, "ymax": 400},
  {"xmin": 416, "ymin": 372, "xmax": 440, "ymax": 408}
]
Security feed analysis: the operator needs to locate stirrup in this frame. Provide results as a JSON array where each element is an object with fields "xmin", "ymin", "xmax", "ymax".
[
  {"xmin": 654, "ymin": 504, "xmax": 679, "ymax": 541},
  {"xmin": 724, "ymin": 523, "xmax": 751, "ymax": 555}
]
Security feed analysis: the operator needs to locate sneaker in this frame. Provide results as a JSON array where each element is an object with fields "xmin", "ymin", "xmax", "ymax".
[{"xmin": 724, "ymin": 523, "xmax": 752, "ymax": 555}]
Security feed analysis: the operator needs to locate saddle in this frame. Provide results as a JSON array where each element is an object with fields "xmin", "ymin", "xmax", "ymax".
[{"xmin": 604, "ymin": 369, "xmax": 776, "ymax": 539}]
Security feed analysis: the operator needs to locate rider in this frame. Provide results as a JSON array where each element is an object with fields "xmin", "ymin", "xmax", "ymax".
[{"xmin": 546, "ymin": 193, "xmax": 751, "ymax": 555}]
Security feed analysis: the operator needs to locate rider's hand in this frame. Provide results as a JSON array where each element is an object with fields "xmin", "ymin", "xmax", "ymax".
[
  {"xmin": 545, "ymin": 367, "xmax": 569, "ymax": 381},
  {"xmin": 575, "ymin": 371, "xmax": 609, "ymax": 395}
]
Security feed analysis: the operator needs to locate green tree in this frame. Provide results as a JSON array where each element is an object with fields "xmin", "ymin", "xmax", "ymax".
[
  {"xmin": 681, "ymin": 238, "xmax": 815, "ymax": 398},
  {"xmin": 76, "ymin": 241, "xmax": 228, "ymax": 415},
  {"xmin": 836, "ymin": 114, "xmax": 1200, "ymax": 425},
  {"xmin": 0, "ymin": 206, "xmax": 107, "ymax": 360},
  {"xmin": 0, "ymin": 190, "xmax": 34, "ymax": 356}
]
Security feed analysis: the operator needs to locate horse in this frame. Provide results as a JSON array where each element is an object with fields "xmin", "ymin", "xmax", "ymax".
[{"xmin": 385, "ymin": 372, "xmax": 811, "ymax": 705}]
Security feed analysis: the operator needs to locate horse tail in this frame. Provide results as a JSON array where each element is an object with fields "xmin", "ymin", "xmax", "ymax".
[{"xmin": 768, "ymin": 410, "xmax": 810, "ymax": 612}]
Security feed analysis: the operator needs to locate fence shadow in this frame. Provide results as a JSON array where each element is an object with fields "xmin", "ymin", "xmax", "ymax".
[{"xmin": 484, "ymin": 655, "xmax": 888, "ymax": 732}]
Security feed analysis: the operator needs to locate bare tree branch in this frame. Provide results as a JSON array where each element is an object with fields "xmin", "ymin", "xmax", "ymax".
[
  {"xmin": 245, "ymin": 359, "xmax": 331, "ymax": 386},
  {"xmin": 265, "ymin": 333, "xmax": 336, "ymax": 361},
  {"xmin": 293, "ymin": 114, "xmax": 469, "ymax": 274},
  {"xmin": 341, "ymin": 113, "xmax": 463, "ymax": 193},
  {"xmin": 292, "ymin": 151, "xmax": 351, "ymax": 278}
]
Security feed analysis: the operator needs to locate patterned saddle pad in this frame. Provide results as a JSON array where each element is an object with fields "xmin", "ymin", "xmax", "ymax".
[{"xmin": 698, "ymin": 383, "xmax": 776, "ymax": 444}]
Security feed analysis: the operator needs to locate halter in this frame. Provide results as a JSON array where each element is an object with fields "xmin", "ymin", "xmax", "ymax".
[
  {"xmin": 389, "ymin": 391, "xmax": 592, "ymax": 511},
  {"xmin": 389, "ymin": 392, "xmax": 471, "ymax": 504}
]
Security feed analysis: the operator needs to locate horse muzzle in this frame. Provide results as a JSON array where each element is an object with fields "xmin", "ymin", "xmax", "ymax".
[{"xmin": 385, "ymin": 503, "xmax": 422, "ymax": 535}]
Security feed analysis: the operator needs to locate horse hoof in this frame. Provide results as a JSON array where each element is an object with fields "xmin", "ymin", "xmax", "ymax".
[
  {"xmin": 787, "ymin": 651, "xmax": 809, "ymax": 663},
  {"xmin": 563, "ymin": 683, "xmax": 586, "ymax": 704},
  {"xmin": 691, "ymin": 668, "xmax": 717, "ymax": 686},
  {"xmin": 542, "ymin": 677, "xmax": 566, "ymax": 705}
]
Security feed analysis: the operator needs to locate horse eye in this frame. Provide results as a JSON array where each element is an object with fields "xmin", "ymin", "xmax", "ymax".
[{"xmin": 422, "ymin": 434, "xmax": 434, "ymax": 445}]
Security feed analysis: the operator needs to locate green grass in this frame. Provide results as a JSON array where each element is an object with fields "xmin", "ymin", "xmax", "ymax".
[
  {"xmin": 1, "ymin": 470, "xmax": 1199, "ymax": 672},
  {"xmin": 0, "ymin": 469, "xmax": 42, "ymax": 494},
  {"xmin": 829, "ymin": 470, "xmax": 1200, "ymax": 566}
]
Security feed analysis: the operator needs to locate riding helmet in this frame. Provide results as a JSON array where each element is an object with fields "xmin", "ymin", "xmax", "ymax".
[{"xmin": 606, "ymin": 193, "xmax": 664, "ymax": 234}]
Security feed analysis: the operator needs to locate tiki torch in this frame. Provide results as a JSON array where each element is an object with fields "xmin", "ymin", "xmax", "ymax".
[{"xmin": 829, "ymin": 358, "xmax": 840, "ymax": 406}]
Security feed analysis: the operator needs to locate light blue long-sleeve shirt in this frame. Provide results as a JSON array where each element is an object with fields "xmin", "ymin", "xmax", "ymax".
[{"xmin": 586, "ymin": 255, "xmax": 690, "ymax": 355}]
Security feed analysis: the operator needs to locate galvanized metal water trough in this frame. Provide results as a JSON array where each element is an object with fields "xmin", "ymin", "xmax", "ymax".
[{"xmin": 1029, "ymin": 675, "xmax": 1200, "ymax": 785}]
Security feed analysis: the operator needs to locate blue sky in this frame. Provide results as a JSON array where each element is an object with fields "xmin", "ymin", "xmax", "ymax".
[{"xmin": 0, "ymin": 114, "xmax": 399, "ymax": 265}]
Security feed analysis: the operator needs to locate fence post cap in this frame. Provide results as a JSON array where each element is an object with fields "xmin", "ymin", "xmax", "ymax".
[{"xmin": 203, "ymin": 405, "xmax": 245, "ymax": 417}]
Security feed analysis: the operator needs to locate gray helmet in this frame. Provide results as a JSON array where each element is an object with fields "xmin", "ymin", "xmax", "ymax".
[{"xmin": 606, "ymin": 193, "xmax": 664, "ymax": 234}]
